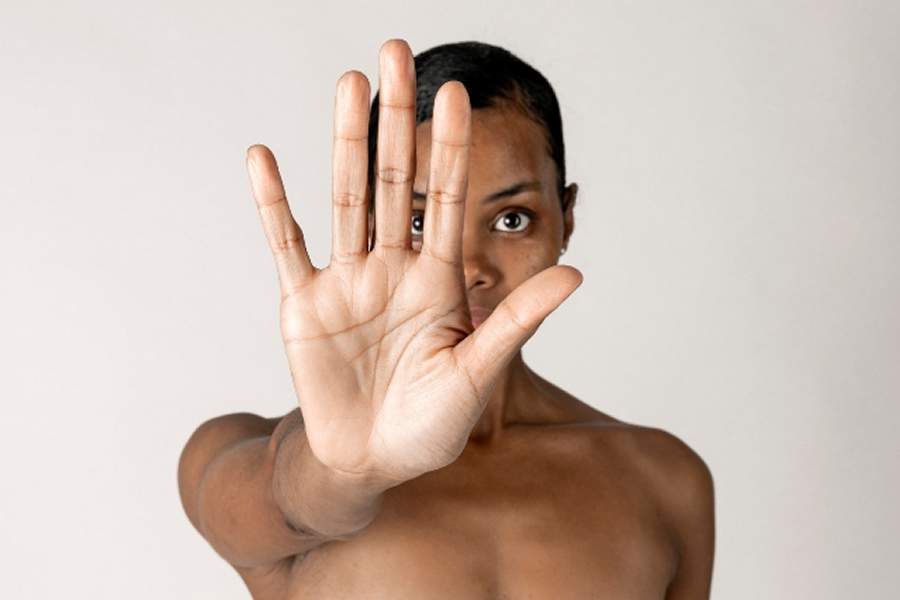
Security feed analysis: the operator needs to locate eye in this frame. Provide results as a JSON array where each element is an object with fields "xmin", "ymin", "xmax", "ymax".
[
  {"xmin": 493, "ymin": 209, "xmax": 533, "ymax": 233},
  {"xmin": 411, "ymin": 210, "xmax": 425, "ymax": 236}
]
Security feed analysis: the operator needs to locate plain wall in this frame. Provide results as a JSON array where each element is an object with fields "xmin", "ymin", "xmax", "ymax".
[{"xmin": 1, "ymin": 1, "xmax": 898, "ymax": 598}]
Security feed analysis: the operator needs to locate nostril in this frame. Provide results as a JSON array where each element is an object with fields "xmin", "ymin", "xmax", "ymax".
[
  {"xmin": 462, "ymin": 250, "xmax": 499, "ymax": 291},
  {"xmin": 465, "ymin": 271, "xmax": 491, "ymax": 291}
]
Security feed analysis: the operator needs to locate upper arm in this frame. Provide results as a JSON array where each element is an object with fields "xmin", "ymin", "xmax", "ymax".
[
  {"xmin": 177, "ymin": 409, "xmax": 324, "ymax": 570},
  {"xmin": 665, "ymin": 447, "xmax": 715, "ymax": 599},
  {"xmin": 636, "ymin": 428, "xmax": 715, "ymax": 600}
]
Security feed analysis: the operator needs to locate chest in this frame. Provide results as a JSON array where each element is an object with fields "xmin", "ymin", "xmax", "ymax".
[{"xmin": 285, "ymin": 446, "xmax": 678, "ymax": 599}]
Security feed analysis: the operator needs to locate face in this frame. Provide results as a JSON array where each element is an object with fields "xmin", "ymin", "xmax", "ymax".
[{"xmin": 411, "ymin": 105, "xmax": 577, "ymax": 327}]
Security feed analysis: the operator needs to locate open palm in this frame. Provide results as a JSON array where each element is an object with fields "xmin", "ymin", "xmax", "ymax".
[{"xmin": 247, "ymin": 40, "xmax": 582, "ymax": 486}]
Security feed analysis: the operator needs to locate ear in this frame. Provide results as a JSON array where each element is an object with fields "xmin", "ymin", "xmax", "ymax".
[{"xmin": 561, "ymin": 183, "xmax": 578, "ymax": 248}]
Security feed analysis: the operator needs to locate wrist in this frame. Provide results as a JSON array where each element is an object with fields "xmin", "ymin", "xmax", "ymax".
[{"xmin": 271, "ymin": 427, "xmax": 391, "ymax": 539}]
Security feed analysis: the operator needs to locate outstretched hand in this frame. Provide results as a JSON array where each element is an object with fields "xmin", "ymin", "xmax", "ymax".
[{"xmin": 247, "ymin": 39, "xmax": 582, "ymax": 487}]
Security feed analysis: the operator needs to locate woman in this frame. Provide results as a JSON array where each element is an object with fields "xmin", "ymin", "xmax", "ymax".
[{"xmin": 178, "ymin": 38, "xmax": 715, "ymax": 599}]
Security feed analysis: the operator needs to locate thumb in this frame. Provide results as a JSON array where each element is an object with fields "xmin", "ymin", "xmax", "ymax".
[{"xmin": 453, "ymin": 264, "xmax": 583, "ymax": 395}]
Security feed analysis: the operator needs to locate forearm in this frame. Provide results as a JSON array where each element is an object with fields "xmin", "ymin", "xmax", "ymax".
[
  {"xmin": 182, "ymin": 410, "xmax": 388, "ymax": 569},
  {"xmin": 194, "ymin": 434, "xmax": 309, "ymax": 567},
  {"xmin": 269, "ymin": 412, "xmax": 392, "ymax": 539}
]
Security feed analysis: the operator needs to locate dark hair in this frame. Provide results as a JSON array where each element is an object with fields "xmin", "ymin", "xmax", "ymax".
[{"xmin": 367, "ymin": 41, "xmax": 568, "ymax": 209}]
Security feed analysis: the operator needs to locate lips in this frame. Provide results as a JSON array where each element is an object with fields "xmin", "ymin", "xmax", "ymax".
[{"xmin": 468, "ymin": 305, "xmax": 493, "ymax": 329}]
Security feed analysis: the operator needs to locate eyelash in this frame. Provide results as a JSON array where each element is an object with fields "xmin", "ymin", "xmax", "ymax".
[{"xmin": 410, "ymin": 208, "xmax": 536, "ymax": 237}]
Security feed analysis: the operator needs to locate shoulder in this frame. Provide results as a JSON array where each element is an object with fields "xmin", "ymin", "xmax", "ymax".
[
  {"xmin": 178, "ymin": 411, "xmax": 285, "ymax": 479},
  {"xmin": 554, "ymin": 418, "xmax": 715, "ymax": 576},
  {"xmin": 545, "ymin": 409, "xmax": 714, "ymax": 506},
  {"xmin": 626, "ymin": 425, "xmax": 713, "ymax": 498},
  {"xmin": 610, "ymin": 424, "xmax": 715, "ymax": 593},
  {"xmin": 603, "ymin": 424, "xmax": 714, "ymax": 520},
  {"xmin": 177, "ymin": 411, "xmax": 291, "ymax": 531},
  {"xmin": 569, "ymin": 420, "xmax": 714, "ymax": 536},
  {"xmin": 539, "ymin": 392, "xmax": 713, "ymax": 494},
  {"xmin": 185, "ymin": 411, "xmax": 283, "ymax": 440}
]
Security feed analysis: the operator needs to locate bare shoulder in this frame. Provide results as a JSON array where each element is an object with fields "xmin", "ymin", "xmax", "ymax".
[
  {"xmin": 184, "ymin": 411, "xmax": 284, "ymax": 446},
  {"xmin": 618, "ymin": 424, "xmax": 712, "ymax": 489},
  {"xmin": 538, "ymin": 395, "xmax": 714, "ymax": 502},
  {"xmin": 589, "ymin": 421, "xmax": 715, "ymax": 591},
  {"xmin": 177, "ymin": 409, "xmax": 307, "ymax": 597},
  {"xmin": 549, "ymin": 402, "xmax": 715, "ymax": 531},
  {"xmin": 178, "ymin": 411, "xmax": 285, "ymax": 480},
  {"xmin": 177, "ymin": 410, "xmax": 294, "ymax": 532},
  {"xmin": 533, "ymin": 381, "xmax": 713, "ymax": 499},
  {"xmin": 528, "ymin": 394, "xmax": 715, "ymax": 596},
  {"xmin": 584, "ymin": 419, "xmax": 714, "ymax": 513}
]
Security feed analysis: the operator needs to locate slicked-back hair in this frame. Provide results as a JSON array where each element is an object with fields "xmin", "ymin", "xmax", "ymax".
[{"xmin": 366, "ymin": 41, "xmax": 567, "ymax": 211}]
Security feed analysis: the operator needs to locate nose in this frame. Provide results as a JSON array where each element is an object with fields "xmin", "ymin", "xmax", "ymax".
[{"xmin": 462, "ymin": 236, "xmax": 499, "ymax": 293}]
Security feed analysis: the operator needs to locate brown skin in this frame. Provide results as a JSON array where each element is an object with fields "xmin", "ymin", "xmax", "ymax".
[{"xmin": 178, "ymin": 39, "xmax": 715, "ymax": 599}]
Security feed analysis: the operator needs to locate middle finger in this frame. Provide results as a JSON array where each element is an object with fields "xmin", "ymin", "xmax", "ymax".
[{"xmin": 373, "ymin": 39, "xmax": 416, "ymax": 259}]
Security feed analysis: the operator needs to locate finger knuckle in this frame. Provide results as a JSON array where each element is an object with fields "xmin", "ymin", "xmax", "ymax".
[
  {"xmin": 269, "ymin": 228, "xmax": 306, "ymax": 256},
  {"xmin": 427, "ymin": 188, "xmax": 464, "ymax": 205},
  {"xmin": 333, "ymin": 191, "xmax": 367, "ymax": 208},
  {"xmin": 257, "ymin": 194, "xmax": 288, "ymax": 209},
  {"xmin": 501, "ymin": 303, "xmax": 531, "ymax": 334},
  {"xmin": 377, "ymin": 166, "xmax": 413, "ymax": 185}
]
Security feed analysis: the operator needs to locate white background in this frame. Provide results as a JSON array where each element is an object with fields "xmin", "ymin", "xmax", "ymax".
[{"xmin": 2, "ymin": 1, "xmax": 898, "ymax": 598}]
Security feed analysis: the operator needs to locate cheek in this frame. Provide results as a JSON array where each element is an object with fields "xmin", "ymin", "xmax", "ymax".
[{"xmin": 496, "ymin": 237, "xmax": 559, "ymax": 285}]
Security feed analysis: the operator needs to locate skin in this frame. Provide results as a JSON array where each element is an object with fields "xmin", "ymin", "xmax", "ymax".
[{"xmin": 178, "ymin": 39, "xmax": 715, "ymax": 599}]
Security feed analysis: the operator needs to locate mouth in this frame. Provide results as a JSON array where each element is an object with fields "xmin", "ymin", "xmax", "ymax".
[{"xmin": 468, "ymin": 305, "xmax": 493, "ymax": 329}]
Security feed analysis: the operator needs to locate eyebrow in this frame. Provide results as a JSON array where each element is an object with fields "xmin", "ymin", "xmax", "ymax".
[{"xmin": 412, "ymin": 180, "xmax": 541, "ymax": 205}]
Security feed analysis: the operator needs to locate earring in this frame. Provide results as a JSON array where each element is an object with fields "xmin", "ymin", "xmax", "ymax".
[{"xmin": 560, "ymin": 246, "xmax": 567, "ymax": 256}]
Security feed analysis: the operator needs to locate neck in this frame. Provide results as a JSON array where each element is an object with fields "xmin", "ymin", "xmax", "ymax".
[{"xmin": 467, "ymin": 352, "xmax": 550, "ymax": 444}]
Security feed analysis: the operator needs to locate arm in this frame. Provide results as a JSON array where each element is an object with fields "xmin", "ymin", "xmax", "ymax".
[
  {"xmin": 177, "ymin": 409, "xmax": 390, "ymax": 569},
  {"xmin": 662, "ymin": 437, "xmax": 716, "ymax": 600},
  {"xmin": 179, "ymin": 39, "xmax": 583, "ymax": 574}
]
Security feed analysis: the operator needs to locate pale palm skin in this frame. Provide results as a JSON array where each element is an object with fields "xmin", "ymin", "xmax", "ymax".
[{"xmin": 246, "ymin": 40, "xmax": 583, "ymax": 489}]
